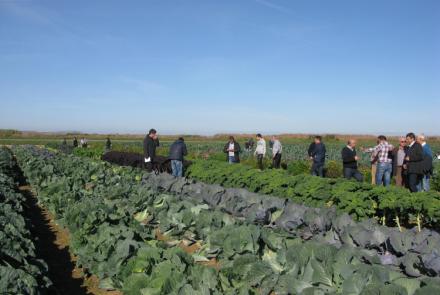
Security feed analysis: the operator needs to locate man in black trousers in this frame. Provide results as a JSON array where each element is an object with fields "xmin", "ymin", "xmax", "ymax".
[
  {"xmin": 309, "ymin": 136, "xmax": 326, "ymax": 177},
  {"xmin": 404, "ymin": 132, "xmax": 424, "ymax": 192},
  {"xmin": 341, "ymin": 139, "xmax": 363, "ymax": 182},
  {"xmin": 143, "ymin": 128, "xmax": 158, "ymax": 172}
]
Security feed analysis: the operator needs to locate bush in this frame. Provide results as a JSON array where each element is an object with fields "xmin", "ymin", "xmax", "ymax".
[
  {"xmin": 287, "ymin": 160, "xmax": 310, "ymax": 175},
  {"xmin": 432, "ymin": 163, "xmax": 440, "ymax": 192},
  {"xmin": 324, "ymin": 160, "xmax": 343, "ymax": 178}
]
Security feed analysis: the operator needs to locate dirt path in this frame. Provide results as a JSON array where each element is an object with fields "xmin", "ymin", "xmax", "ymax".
[{"xmin": 19, "ymin": 184, "xmax": 122, "ymax": 295}]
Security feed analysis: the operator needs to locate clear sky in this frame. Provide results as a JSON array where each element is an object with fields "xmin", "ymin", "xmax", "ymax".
[{"xmin": 0, "ymin": 0, "xmax": 439, "ymax": 135}]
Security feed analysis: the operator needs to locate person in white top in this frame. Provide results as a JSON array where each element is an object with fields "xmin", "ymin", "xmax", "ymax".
[
  {"xmin": 223, "ymin": 136, "xmax": 241, "ymax": 163},
  {"xmin": 271, "ymin": 136, "xmax": 282, "ymax": 169},
  {"xmin": 254, "ymin": 133, "xmax": 266, "ymax": 170}
]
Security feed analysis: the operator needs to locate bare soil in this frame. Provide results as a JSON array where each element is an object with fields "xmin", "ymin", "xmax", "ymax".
[{"xmin": 19, "ymin": 184, "xmax": 122, "ymax": 295}]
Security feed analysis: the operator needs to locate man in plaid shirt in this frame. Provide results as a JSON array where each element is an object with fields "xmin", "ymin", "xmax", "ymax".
[{"xmin": 372, "ymin": 135, "xmax": 394, "ymax": 186}]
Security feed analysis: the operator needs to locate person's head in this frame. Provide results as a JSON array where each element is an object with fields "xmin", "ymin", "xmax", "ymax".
[
  {"xmin": 417, "ymin": 134, "xmax": 426, "ymax": 144},
  {"xmin": 178, "ymin": 137, "xmax": 184, "ymax": 142},
  {"xmin": 148, "ymin": 128, "xmax": 157, "ymax": 139},
  {"xmin": 406, "ymin": 132, "xmax": 416, "ymax": 144},
  {"xmin": 271, "ymin": 135, "xmax": 277, "ymax": 141},
  {"xmin": 347, "ymin": 139, "xmax": 356, "ymax": 148},
  {"xmin": 399, "ymin": 137, "xmax": 406, "ymax": 147},
  {"xmin": 256, "ymin": 133, "xmax": 262, "ymax": 139},
  {"xmin": 314, "ymin": 136, "xmax": 322, "ymax": 144},
  {"xmin": 229, "ymin": 136, "xmax": 235, "ymax": 143},
  {"xmin": 377, "ymin": 135, "xmax": 387, "ymax": 143}
]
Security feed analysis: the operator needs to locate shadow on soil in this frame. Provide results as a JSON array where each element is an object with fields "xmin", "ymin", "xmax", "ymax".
[{"xmin": 17, "ymin": 169, "xmax": 89, "ymax": 295}]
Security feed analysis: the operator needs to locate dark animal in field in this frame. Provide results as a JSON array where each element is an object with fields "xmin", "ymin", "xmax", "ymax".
[{"xmin": 101, "ymin": 151, "xmax": 191, "ymax": 174}]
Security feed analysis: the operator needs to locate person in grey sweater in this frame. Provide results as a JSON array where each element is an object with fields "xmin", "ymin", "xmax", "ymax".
[{"xmin": 271, "ymin": 136, "xmax": 282, "ymax": 169}]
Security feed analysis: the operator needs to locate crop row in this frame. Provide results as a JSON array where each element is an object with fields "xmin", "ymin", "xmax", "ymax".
[
  {"xmin": 0, "ymin": 147, "xmax": 52, "ymax": 294},
  {"xmin": 12, "ymin": 146, "xmax": 440, "ymax": 294},
  {"xmin": 186, "ymin": 160, "xmax": 440, "ymax": 230},
  {"xmin": 47, "ymin": 145, "xmax": 440, "ymax": 277}
]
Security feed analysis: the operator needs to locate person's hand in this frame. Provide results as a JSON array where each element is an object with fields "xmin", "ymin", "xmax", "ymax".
[
  {"xmin": 405, "ymin": 156, "xmax": 410, "ymax": 161},
  {"xmin": 354, "ymin": 156, "xmax": 359, "ymax": 161},
  {"xmin": 403, "ymin": 164, "xmax": 407, "ymax": 169},
  {"xmin": 309, "ymin": 156, "xmax": 313, "ymax": 160}
]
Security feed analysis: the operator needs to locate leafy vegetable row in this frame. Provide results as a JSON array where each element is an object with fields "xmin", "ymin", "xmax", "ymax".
[
  {"xmin": 12, "ymin": 146, "xmax": 440, "ymax": 294},
  {"xmin": 0, "ymin": 147, "xmax": 52, "ymax": 294},
  {"xmin": 186, "ymin": 160, "xmax": 440, "ymax": 230}
]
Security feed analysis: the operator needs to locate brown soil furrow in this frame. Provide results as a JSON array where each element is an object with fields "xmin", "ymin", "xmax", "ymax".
[{"xmin": 19, "ymin": 185, "xmax": 121, "ymax": 295}]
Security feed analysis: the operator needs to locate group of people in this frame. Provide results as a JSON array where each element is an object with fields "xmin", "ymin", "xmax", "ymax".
[
  {"xmin": 368, "ymin": 133, "xmax": 433, "ymax": 192},
  {"xmin": 143, "ymin": 129, "xmax": 435, "ymax": 193},
  {"xmin": 64, "ymin": 136, "xmax": 112, "ymax": 150},
  {"xmin": 224, "ymin": 134, "xmax": 283, "ymax": 169},
  {"xmin": 72, "ymin": 137, "xmax": 89, "ymax": 148},
  {"xmin": 143, "ymin": 129, "xmax": 188, "ymax": 177},
  {"xmin": 225, "ymin": 132, "xmax": 435, "ymax": 193},
  {"xmin": 338, "ymin": 133, "xmax": 434, "ymax": 193}
]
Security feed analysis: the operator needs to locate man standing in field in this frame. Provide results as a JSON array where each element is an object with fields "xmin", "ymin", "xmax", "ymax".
[
  {"xmin": 341, "ymin": 139, "xmax": 363, "ymax": 182},
  {"xmin": 404, "ymin": 133, "xmax": 424, "ymax": 192},
  {"xmin": 393, "ymin": 137, "xmax": 407, "ymax": 187},
  {"xmin": 224, "ymin": 136, "xmax": 241, "ymax": 163},
  {"xmin": 362, "ymin": 139, "xmax": 380, "ymax": 184},
  {"xmin": 309, "ymin": 136, "xmax": 326, "ymax": 177},
  {"xmin": 370, "ymin": 135, "xmax": 394, "ymax": 186},
  {"xmin": 169, "ymin": 137, "xmax": 188, "ymax": 177},
  {"xmin": 254, "ymin": 134, "xmax": 266, "ymax": 170},
  {"xmin": 143, "ymin": 129, "xmax": 158, "ymax": 172},
  {"xmin": 271, "ymin": 136, "xmax": 282, "ymax": 169},
  {"xmin": 417, "ymin": 134, "xmax": 433, "ymax": 191},
  {"xmin": 105, "ymin": 137, "xmax": 112, "ymax": 152}
]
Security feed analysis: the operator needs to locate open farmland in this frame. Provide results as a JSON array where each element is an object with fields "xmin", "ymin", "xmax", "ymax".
[
  {"xmin": 2, "ymin": 0, "xmax": 439, "ymax": 293},
  {"xmin": 0, "ymin": 141, "xmax": 439, "ymax": 294}
]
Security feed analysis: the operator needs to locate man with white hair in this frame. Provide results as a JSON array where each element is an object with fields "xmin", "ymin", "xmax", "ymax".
[
  {"xmin": 393, "ymin": 137, "xmax": 407, "ymax": 187},
  {"xmin": 417, "ymin": 134, "xmax": 433, "ymax": 191},
  {"xmin": 341, "ymin": 139, "xmax": 363, "ymax": 182}
]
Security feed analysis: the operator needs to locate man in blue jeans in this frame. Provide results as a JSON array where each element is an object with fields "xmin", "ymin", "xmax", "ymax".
[
  {"xmin": 371, "ymin": 135, "xmax": 394, "ymax": 186},
  {"xmin": 417, "ymin": 134, "xmax": 433, "ymax": 191},
  {"xmin": 169, "ymin": 137, "xmax": 188, "ymax": 177},
  {"xmin": 309, "ymin": 136, "xmax": 326, "ymax": 177}
]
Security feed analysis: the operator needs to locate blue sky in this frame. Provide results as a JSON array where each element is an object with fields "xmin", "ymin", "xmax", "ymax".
[{"xmin": 0, "ymin": 0, "xmax": 439, "ymax": 135}]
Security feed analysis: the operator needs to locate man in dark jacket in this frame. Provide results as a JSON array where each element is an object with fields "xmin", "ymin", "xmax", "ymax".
[
  {"xmin": 143, "ymin": 129, "xmax": 158, "ymax": 172},
  {"xmin": 310, "ymin": 136, "xmax": 326, "ymax": 177},
  {"xmin": 73, "ymin": 137, "xmax": 78, "ymax": 148},
  {"xmin": 224, "ymin": 136, "xmax": 241, "ymax": 163},
  {"xmin": 169, "ymin": 137, "xmax": 188, "ymax": 177},
  {"xmin": 404, "ymin": 132, "xmax": 424, "ymax": 192},
  {"xmin": 417, "ymin": 134, "xmax": 433, "ymax": 191},
  {"xmin": 105, "ymin": 137, "xmax": 112, "ymax": 151},
  {"xmin": 307, "ymin": 141, "xmax": 316, "ymax": 158},
  {"xmin": 341, "ymin": 139, "xmax": 363, "ymax": 182}
]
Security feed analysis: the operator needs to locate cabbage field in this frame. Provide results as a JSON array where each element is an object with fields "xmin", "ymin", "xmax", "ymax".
[
  {"xmin": 1, "ymin": 144, "xmax": 440, "ymax": 294},
  {"xmin": 0, "ymin": 147, "xmax": 52, "ymax": 293}
]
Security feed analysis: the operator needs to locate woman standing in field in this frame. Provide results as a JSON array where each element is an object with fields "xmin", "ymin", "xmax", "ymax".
[{"xmin": 224, "ymin": 136, "xmax": 241, "ymax": 164}]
